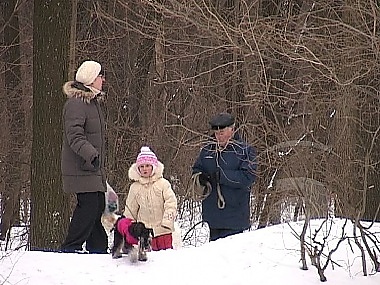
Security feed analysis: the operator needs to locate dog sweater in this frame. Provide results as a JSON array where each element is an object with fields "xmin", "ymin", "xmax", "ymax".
[{"xmin": 117, "ymin": 217, "xmax": 138, "ymax": 245}]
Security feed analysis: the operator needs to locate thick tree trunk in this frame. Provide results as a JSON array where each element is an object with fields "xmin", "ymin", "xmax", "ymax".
[
  {"xmin": 30, "ymin": 0, "xmax": 72, "ymax": 250},
  {"xmin": 361, "ymin": 95, "xmax": 380, "ymax": 221}
]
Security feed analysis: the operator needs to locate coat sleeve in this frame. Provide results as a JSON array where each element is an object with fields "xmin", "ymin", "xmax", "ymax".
[
  {"xmin": 123, "ymin": 184, "xmax": 139, "ymax": 220},
  {"xmin": 63, "ymin": 99, "xmax": 98, "ymax": 163},
  {"xmin": 160, "ymin": 180, "xmax": 177, "ymax": 231},
  {"xmin": 219, "ymin": 145, "xmax": 257, "ymax": 190},
  {"xmin": 192, "ymin": 148, "xmax": 205, "ymax": 174}
]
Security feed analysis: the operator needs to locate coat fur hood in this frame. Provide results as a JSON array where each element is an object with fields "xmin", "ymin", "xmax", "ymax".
[
  {"xmin": 63, "ymin": 81, "xmax": 99, "ymax": 104},
  {"xmin": 124, "ymin": 160, "xmax": 177, "ymax": 237},
  {"xmin": 128, "ymin": 161, "xmax": 165, "ymax": 184}
]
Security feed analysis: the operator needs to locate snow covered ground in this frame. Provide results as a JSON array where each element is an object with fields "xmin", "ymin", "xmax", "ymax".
[{"xmin": 1, "ymin": 218, "xmax": 380, "ymax": 285}]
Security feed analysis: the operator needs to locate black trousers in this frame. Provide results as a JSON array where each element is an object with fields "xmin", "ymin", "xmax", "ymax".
[
  {"xmin": 209, "ymin": 228, "xmax": 244, "ymax": 241},
  {"xmin": 61, "ymin": 192, "xmax": 108, "ymax": 253}
]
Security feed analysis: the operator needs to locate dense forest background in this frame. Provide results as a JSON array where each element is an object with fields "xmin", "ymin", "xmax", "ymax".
[{"xmin": 0, "ymin": 0, "xmax": 379, "ymax": 251}]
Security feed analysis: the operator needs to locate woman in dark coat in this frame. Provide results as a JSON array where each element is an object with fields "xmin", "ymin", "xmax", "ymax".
[{"xmin": 60, "ymin": 60, "xmax": 108, "ymax": 253}]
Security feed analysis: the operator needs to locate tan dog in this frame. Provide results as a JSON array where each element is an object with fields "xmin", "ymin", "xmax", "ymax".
[
  {"xmin": 101, "ymin": 212, "xmax": 120, "ymax": 234},
  {"xmin": 101, "ymin": 182, "xmax": 120, "ymax": 234}
]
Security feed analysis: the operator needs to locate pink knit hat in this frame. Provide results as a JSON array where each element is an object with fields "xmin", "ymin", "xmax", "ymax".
[{"xmin": 136, "ymin": 146, "xmax": 158, "ymax": 168}]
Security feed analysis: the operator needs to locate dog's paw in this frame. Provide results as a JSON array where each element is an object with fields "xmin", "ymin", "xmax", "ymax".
[
  {"xmin": 138, "ymin": 250, "xmax": 147, "ymax": 262},
  {"xmin": 128, "ymin": 247, "xmax": 138, "ymax": 263},
  {"xmin": 112, "ymin": 252, "xmax": 122, "ymax": 259}
]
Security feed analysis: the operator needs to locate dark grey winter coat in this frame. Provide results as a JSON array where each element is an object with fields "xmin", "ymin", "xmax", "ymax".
[{"xmin": 61, "ymin": 81, "xmax": 107, "ymax": 193}]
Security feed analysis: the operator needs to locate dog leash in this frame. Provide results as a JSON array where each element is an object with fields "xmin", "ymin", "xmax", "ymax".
[
  {"xmin": 216, "ymin": 182, "xmax": 225, "ymax": 209},
  {"xmin": 188, "ymin": 173, "xmax": 225, "ymax": 209},
  {"xmin": 124, "ymin": 204, "xmax": 138, "ymax": 222},
  {"xmin": 187, "ymin": 173, "xmax": 212, "ymax": 201}
]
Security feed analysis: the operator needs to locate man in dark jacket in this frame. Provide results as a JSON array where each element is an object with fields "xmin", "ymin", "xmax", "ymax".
[
  {"xmin": 192, "ymin": 112, "xmax": 257, "ymax": 241},
  {"xmin": 60, "ymin": 60, "xmax": 108, "ymax": 253}
]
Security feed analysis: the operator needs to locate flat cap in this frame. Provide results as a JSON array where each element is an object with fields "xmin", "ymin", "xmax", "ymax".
[{"xmin": 209, "ymin": 112, "xmax": 235, "ymax": 130}]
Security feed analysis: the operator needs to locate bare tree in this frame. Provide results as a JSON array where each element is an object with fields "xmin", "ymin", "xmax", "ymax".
[
  {"xmin": 0, "ymin": 0, "xmax": 25, "ymax": 242},
  {"xmin": 1, "ymin": 1, "xmax": 378, "ymax": 272},
  {"xmin": 29, "ymin": 0, "xmax": 72, "ymax": 250},
  {"xmin": 84, "ymin": 0, "xmax": 380, "ymax": 230}
]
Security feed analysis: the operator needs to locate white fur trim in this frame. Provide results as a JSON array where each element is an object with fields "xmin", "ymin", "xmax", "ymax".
[{"xmin": 128, "ymin": 161, "xmax": 164, "ymax": 182}]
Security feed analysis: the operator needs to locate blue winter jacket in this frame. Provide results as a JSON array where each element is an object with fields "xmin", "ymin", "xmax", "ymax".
[{"xmin": 192, "ymin": 134, "xmax": 257, "ymax": 230}]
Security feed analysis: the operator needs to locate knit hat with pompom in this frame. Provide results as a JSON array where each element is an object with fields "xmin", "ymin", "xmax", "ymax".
[{"xmin": 136, "ymin": 146, "xmax": 158, "ymax": 168}]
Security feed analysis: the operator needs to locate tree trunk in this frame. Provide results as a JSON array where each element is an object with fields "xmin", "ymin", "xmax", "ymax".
[
  {"xmin": 30, "ymin": 0, "xmax": 72, "ymax": 250},
  {"xmin": 361, "ymin": 92, "xmax": 380, "ymax": 221}
]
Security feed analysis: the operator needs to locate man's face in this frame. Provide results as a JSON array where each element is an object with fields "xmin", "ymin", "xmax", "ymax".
[{"xmin": 214, "ymin": 127, "xmax": 234, "ymax": 147}]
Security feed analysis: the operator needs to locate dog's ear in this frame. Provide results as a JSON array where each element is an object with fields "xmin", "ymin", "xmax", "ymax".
[
  {"xmin": 140, "ymin": 227, "xmax": 153, "ymax": 250},
  {"xmin": 129, "ymin": 222, "xmax": 146, "ymax": 239},
  {"xmin": 140, "ymin": 227, "xmax": 153, "ymax": 240}
]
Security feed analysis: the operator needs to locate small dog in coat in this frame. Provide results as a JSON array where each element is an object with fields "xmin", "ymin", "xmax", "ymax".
[
  {"xmin": 111, "ymin": 215, "xmax": 154, "ymax": 262},
  {"xmin": 101, "ymin": 182, "xmax": 154, "ymax": 261}
]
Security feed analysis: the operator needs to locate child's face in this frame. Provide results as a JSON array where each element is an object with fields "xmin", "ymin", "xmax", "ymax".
[{"xmin": 138, "ymin": 164, "xmax": 153, "ymax": 177}]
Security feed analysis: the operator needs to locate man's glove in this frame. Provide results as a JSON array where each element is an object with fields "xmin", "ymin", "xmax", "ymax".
[
  {"xmin": 91, "ymin": 156, "xmax": 100, "ymax": 169},
  {"xmin": 198, "ymin": 172, "xmax": 210, "ymax": 186},
  {"xmin": 208, "ymin": 171, "xmax": 219, "ymax": 185}
]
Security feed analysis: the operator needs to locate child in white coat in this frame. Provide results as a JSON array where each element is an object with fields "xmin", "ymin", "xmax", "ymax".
[{"xmin": 123, "ymin": 146, "xmax": 177, "ymax": 251}]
